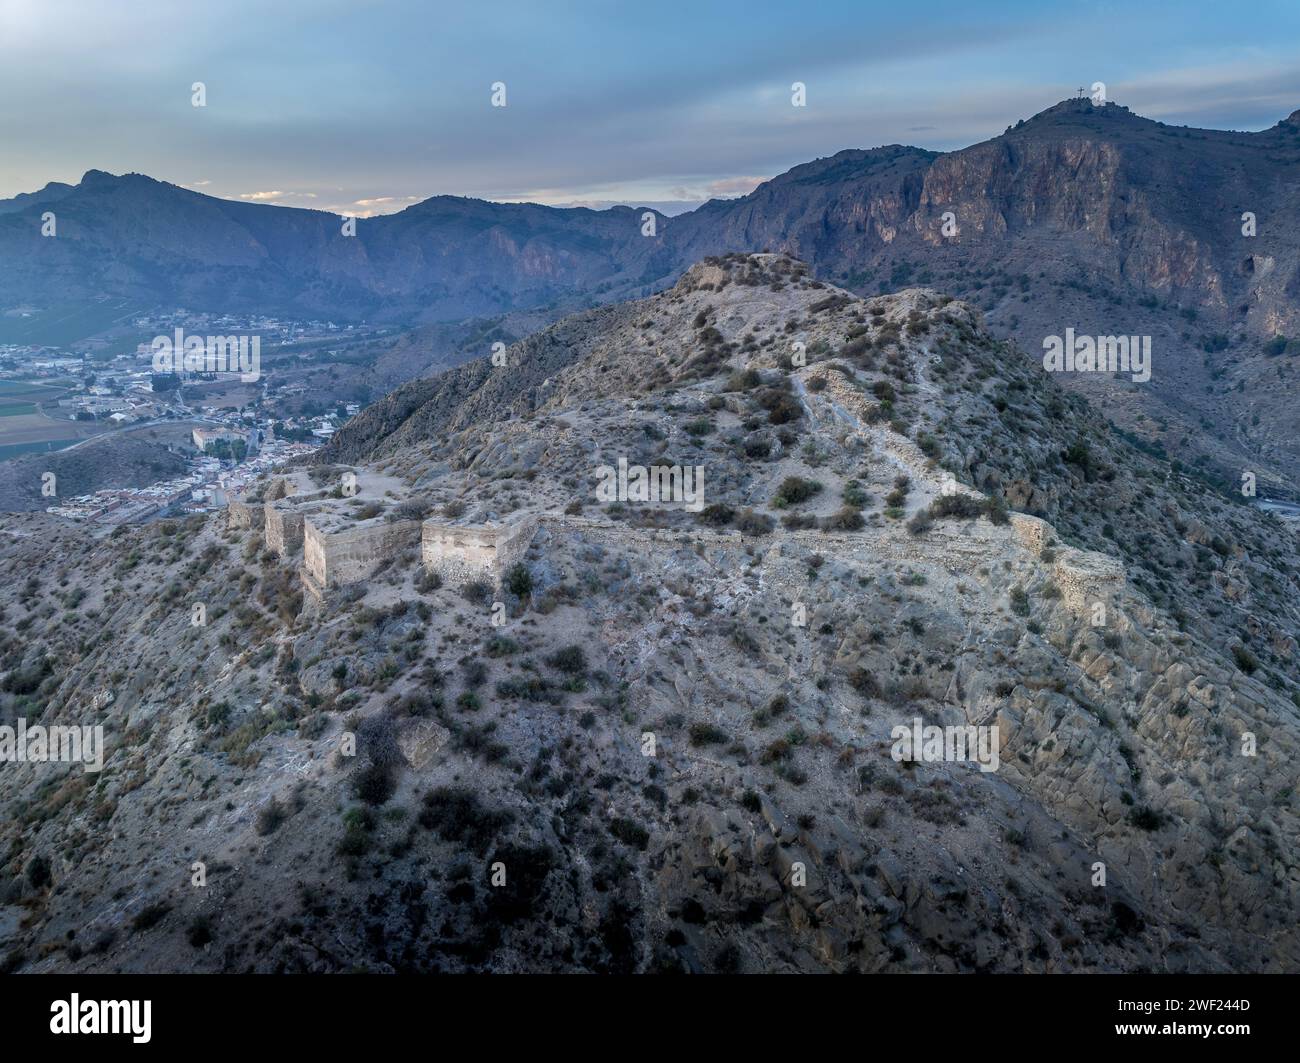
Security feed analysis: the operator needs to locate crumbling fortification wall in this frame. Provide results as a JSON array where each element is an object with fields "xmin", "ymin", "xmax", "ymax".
[
  {"xmin": 1011, "ymin": 513, "xmax": 1050, "ymax": 554},
  {"xmin": 540, "ymin": 513, "xmax": 993, "ymax": 566},
  {"xmin": 543, "ymin": 513, "xmax": 1125, "ymax": 620},
  {"xmin": 1054, "ymin": 550, "xmax": 1126, "ymax": 615},
  {"xmin": 265, "ymin": 477, "xmax": 293, "ymax": 502},
  {"xmin": 303, "ymin": 518, "xmax": 422, "ymax": 597},
  {"xmin": 285, "ymin": 493, "xmax": 1126, "ymax": 620},
  {"xmin": 227, "ymin": 501, "xmax": 255, "ymax": 530},
  {"xmin": 420, "ymin": 515, "xmax": 540, "ymax": 586},
  {"xmin": 264, "ymin": 505, "xmax": 305, "ymax": 558},
  {"xmin": 1010, "ymin": 513, "xmax": 1125, "ymax": 615}
]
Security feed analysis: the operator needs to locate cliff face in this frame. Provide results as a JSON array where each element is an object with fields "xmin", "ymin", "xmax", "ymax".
[{"xmin": 711, "ymin": 101, "xmax": 1299, "ymax": 338}]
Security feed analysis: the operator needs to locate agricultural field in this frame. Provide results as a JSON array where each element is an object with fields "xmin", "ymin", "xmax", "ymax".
[
  {"xmin": 0, "ymin": 379, "xmax": 103, "ymax": 457},
  {"xmin": 0, "ymin": 297, "xmax": 147, "ymax": 346}
]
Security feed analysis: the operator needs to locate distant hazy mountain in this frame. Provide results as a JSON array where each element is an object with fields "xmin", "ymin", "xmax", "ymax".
[
  {"xmin": 5, "ymin": 98, "xmax": 1300, "ymax": 482},
  {"xmin": 0, "ymin": 169, "xmax": 670, "ymax": 323},
  {"xmin": 0, "ymin": 180, "xmax": 76, "ymax": 216},
  {"xmin": 10, "ymin": 100, "xmax": 1299, "ymax": 333}
]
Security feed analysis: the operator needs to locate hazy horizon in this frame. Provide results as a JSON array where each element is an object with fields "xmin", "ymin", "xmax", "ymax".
[
  {"xmin": 3, "ymin": 0, "xmax": 1299, "ymax": 215},
  {"xmin": 11, "ymin": 86, "xmax": 1300, "ymax": 222}
]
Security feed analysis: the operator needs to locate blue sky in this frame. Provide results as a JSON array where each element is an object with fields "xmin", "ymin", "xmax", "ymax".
[{"xmin": 2, "ymin": 0, "xmax": 1299, "ymax": 214}]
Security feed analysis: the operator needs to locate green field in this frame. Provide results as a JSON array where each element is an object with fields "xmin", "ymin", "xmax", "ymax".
[
  {"xmin": 0, "ymin": 379, "xmax": 99, "ymax": 458},
  {"xmin": 0, "ymin": 299, "xmax": 147, "ymax": 346},
  {"xmin": 0, "ymin": 438, "xmax": 77, "ymax": 461},
  {"xmin": 0, "ymin": 381, "xmax": 68, "ymax": 400}
]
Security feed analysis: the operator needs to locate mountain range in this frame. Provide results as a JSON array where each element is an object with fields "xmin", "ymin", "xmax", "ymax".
[{"xmin": 6, "ymin": 97, "xmax": 1300, "ymax": 486}]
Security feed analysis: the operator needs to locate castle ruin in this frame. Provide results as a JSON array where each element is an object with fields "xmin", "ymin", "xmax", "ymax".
[
  {"xmin": 225, "ymin": 491, "xmax": 1128, "ymax": 616},
  {"xmin": 263, "ymin": 504, "xmax": 305, "ymax": 558},
  {"xmin": 421, "ymin": 516, "xmax": 539, "ymax": 587},
  {"xmin": 301, "ymin": 515, "xmax": 423, "ymax": 599}
]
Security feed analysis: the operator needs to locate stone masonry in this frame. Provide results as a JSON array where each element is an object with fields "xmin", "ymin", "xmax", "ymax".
[
  {"xmin": 227, "ymin": 501, "xmax": 256, "ymax": 530},
  {"xmin": 263, "ymin": 504, "xmax": 306, "ymax": 558},
  {"xmin": 420, "ymin": 516, "xmax": 539, "ymax": 587},
  {"xmin": 233, "ymin": 496, "xmax": 1127, "ymax": 617},
  {"xmin": 302, "ymin": 517, "xmax": 422, "ymax": 599}
]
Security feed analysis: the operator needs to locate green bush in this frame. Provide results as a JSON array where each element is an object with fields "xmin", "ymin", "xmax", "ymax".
[
  {"xmin": 848, "ymin": 668, "xmax": 881, "ymax": 697},
  {"xmin": 504, "ymin": 563, "xmax": 533, "ymax": 598},
  {"xmin": 773, "ymin": 476, "xmax": 822, "ymax": 508},
  {"xmin": 689, "ymin": 722, "xmax": 728, "ymax": 746},
  {"xmin": 1128, "ymin": 805, "xmax": 1166, "ymax": 831},
  {"xmin": 547, "ymin": 645, "xmax": 588, "ymax": 675},
  {"xmin": 697, "ymin": 503, "xmax": 735, "ymax": 527},
  {"xmin": 821, "ymin": 507, "xmax": 864, "ymax": 531},
  {"xmin": 131, "ymin": 902, "xmax": 171, "ymax": 933},
  {"xmin": 609, "ymin": 817, "xmax": 650, "ymax": 850},
  {"xmin": 736, "ymin": 509, "xmax": 774, "ymax": 535},
  {"xmin": 352, "ymin": 761, "xmax": 396, "ymax": 806},
  {"xmin": 930, "ymin": 493, "xmax": 983, "ymax": 520},
  {"xmin": 1231, "ymin": 644, "xmax": 1258, "ymax": 674},
  {"xmin": 418, "ymin": 787, "xmax": 513, "ymax": 855}
]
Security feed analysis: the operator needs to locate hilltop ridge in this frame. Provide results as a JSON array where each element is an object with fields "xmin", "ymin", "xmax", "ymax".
[{"xmin": 3, "ymin": 253, "xmax": 1298, "ymax": 972}]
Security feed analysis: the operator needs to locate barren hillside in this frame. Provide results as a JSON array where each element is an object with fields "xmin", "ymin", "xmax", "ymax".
[{"xmin": 2, "ymin": 254, "xmax": 1297, "ymax": 973}]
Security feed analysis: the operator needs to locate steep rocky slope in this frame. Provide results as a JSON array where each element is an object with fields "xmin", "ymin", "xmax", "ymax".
[{"xmin": 2, "ymin": 254, "xmax": 1298, "ymax": 973}]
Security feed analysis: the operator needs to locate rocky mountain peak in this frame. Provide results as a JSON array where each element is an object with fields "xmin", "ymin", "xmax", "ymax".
[{"xmin": 77, "ymin": 168, "xmax": 119, "ymax": 187}]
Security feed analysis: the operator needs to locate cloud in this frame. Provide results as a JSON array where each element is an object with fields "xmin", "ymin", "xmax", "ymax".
[
  {"xmin": 234, "ymin": 189, "xmax": 322, "ymax": 204},
  {"xmin": 705, "ymin": 176, "xmax": 767, "ymax": 199},
  {"xmin": 2, "ymin": 2, "xmax": 1297, "ymax": 206},
  {"xmin": 666, "ymin": 176, "xmax": 768, "ymax": 203}
]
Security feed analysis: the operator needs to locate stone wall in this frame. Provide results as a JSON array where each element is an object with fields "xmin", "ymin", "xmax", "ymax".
[
  {"xmin": 265, "ymin": 477, "xmax": 293, "ymax": 502},
  {"xmin": 264, "ymin": 505, "xmax": 305, "ymax": 558},
  {"xmin": 277, "ymin": 495, "xmax": 1127, "ymax": 619},
  {"xmin": 1009, "ymin": 513, "xmax": 1125, "ymax": 616},
  {"xmin": 227, "ymin": 501, "xmax": 255, "ymax": 530},
  {"xmin": 538, "ymin": 513, "xmax": 996, "ymax": 570},
  {"xmin": 1054, "ymin": 549, "xmax": 1126, "ymax": 616},
  {"xmin": 420, "ymin": 516, "xmax": 540, "ymax": 587},
  {"xmin": 302, "ymin": 518, "xmax": 422, "ymax": 597},
  {"xmin": 541, "ymin": 513, "xmax": 1125, "ymax": 620},
  {"xmin": 1010, "ymin": 513, "xmax": 1050, "ymax": 554}
]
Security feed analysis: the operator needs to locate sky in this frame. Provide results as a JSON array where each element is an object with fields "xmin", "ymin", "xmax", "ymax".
[{"xmin": 2, "ymin": 0, "xmax": 1299, "ymax": 216}]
